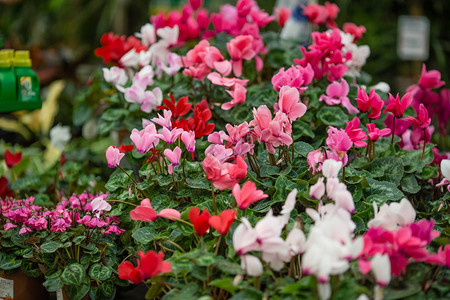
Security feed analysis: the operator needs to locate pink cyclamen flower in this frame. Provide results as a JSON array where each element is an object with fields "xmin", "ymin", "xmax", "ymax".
[
  {"xmin": 90, "ymin": 196, "xmax": 112, "ymax": 216},
  {"xmin": 189, "ymin": 0, "xmax": 203, "ymax": 10},
  {"xmin": 302, "ymin": 3, "xmax": 328, "ymax": 25},
  {"xmin": 130, "ymin": 124, "xmax": 159, "ymax": 153},
  {"xmin": 319, "ymin": 80, "xmax": 359, "ymax": 114},
  {"xmin": 343, "ymin": 23, "xmax": 366, "ymax": 41},
  {"xmin": 366, "ymin": 124, "xmax": 391, "ymax": 142},
  {"xmin": 275, "ymin": 7, "xmax": 291, "ymax": 27},
  {"xmin": 326, "ymin": 127, "xmax": 352, "ymax": 154},
  {"xmin": 272, "ymin": 64, "xmax": 314, "ymax": 92},
  {"xmin": 130, "ymin": 198, "xmax": 181, "ymax": 222},
  {"xmin": 232, "ymin": 181, "xmax": 268, "ymax": 210},
  {"xmin": 418, "ymin": 64, "xmax": 445, "ymax": 89},
  {"xmin": 203, "ymin": 155, "xmax": 248, "ymax": 190},
  {"xmin": 152, "ymin": 110, "xmax": 173, "ymax": 130},
  {"xmin": 344, "ymin": 117, "xmax": 367, "ymax": 147},
  {"xmin": 355, "ymin": 87, "xmax": 384, "ymax": 120},
  {"xmin": 104, "ymin": 225, "xmax": 125, "ymax": 235},
  {"xmin": 404, "ymin": 104, "xmax": 431, "ymax": 129},
  {"xmin": 383, "ymin": 92, "xmax": 413, "ymax": 118},
  {"xmin": 221, "ymin": 83, "xmax": 247, "ymax": 110},
  {"xmin": 164, "ymin": 147, "xmax": 182, "ymax": 174},
  {"xmin": 227, "ymin": 35, "xmax": 256, "ymax": 77},
  {"xmin": 277, "ymin": 86, "xmax": 307, "ymax": 122},
  {"xmin": 156, "ymin": 127, "xmax": 183, "ymax": 144},
  {"xmin": 105, "ymin": 146, "xmax": 125, "ymax": 168},
  {"xmin": 181, "ymin": 131, "xmax": 196, "ymax": 152}
]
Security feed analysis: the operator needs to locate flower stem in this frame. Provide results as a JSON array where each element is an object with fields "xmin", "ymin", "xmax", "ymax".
[
  {"xmin": 391, "ymin": 116, "xmax": 396, "ymax": 145},
  {"xmin": 211, "ymin": 182, "xmax": 218, "ymax": 215},
  {"xmin": 117, "ymin": 165, "xmax": 138, "ymax": 186},
  {"xmin": 421, "ymin": 129, "xmax": 427, "ymax": 160},
  {"xmin": 214, "ymin": 235, "xmax": 222, "ymax": 255},
  {"xmin": 106, "ymin": 199, "xmax": 138, "ymax": 207}
]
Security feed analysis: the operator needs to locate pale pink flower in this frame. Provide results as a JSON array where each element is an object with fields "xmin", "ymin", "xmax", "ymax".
[
  {"xmin": 368, "ymin": 198, "xmax": 416, "ymax": 230},
  {"xmin": 320, "ymin": 80, "xmax": 359, "ymax": 114},
  {"xmin": 157, "ymin": 25, "xmax": 179, "ymax": 45},
  {"xmin": 103, "ymin": 67, "xmax": 127, "ymax": 87},
  {"xmin": 140, "ymin": 87, "xmax": 162, "ymax": 113},
  {"xmin": 233, "ymin": 218, "xmax": 257, "ymax": 255},
  {"xmin": 371, "ymin": 254, "xmax": 391, "ymax": 287},
  {"xmin": 322, "ymin": 159, "xmax": 342, "ymax": 178},
  {"xmin": 207, "ymin": 72, "xmax": 249, "ymax": 87},
  {"xmin": 241, "ymin": 254, "xmax": 263, "ymax": 277},
  {"xmin": 181, "ymin": 131, "xmax": 196, "ymax": 152},
  {"xmin": 310, "ymin": 177, "xmax": 325, "ymax": 199},
  {"xmin": 276, "ymin": 86, "xmax": 307, "ymax": 122},
  {"xmin": 164, "ymin": 147, "xmax": 182, "ymax": 174},
  {"xmin": 227, "ymin": 35, "xmax": 256, "ymax": 77},
  {"xmin": 136, "ymin": 23, "xmax": 156, "ymax": 46},
  {"xmin": 441, "ymin": 159, "xmax": 450, "ymax": 181},
  {"xmin": 130, "ymin": 124, "xmax": 159, "ymax": 153},
  {"xmin": 221, "ymin": 83, "xmax": 247, "ymax": 110},
  {"xmin": 204, "ymin": 144, "xmax": 233, "ymax": 163},
  {"xmin": 152, "ymin": 110, "xmax": 173, "ymax": 130},
  {"xmin": 156, "ymin": 127, "xmax": 183, "ymax": 144},
  {"xmin": 105, "ymin": 146, "xmax": 125, "ymax": 168},
  {"xmin": 90, "ymin": 196, "xmax": 112, "ymax": 217},
  {"xmin": 120, "ymin": 49, "xmax": 140, "ymax": 68},
  {"xmin": 286, "ymin": 228, "xmax": 306, "ymax": 256}
]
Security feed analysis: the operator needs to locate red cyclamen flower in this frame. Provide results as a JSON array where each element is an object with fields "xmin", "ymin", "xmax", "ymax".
[
  {"xmin": 209, "ymin": 209, "xmax": 237, "ymax": 235},
  {"xmin": 188, "ymin": 207, "xmax": 210, "ymax": 235},
  {"xmin": 118, "ymin": 250, "xmax": 171, "ymax": 284},
  {"xmin": 4, "ymin": 150, "xmax": 22, "ymax": 168}
]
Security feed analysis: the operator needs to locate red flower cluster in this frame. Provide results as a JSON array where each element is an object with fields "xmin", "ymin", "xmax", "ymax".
[
  {"xmin": 95, "ymin": 33, "xmax": 147, "ymax": 65},
  {"xmin": 158, "ymin": 95, "xmax": 214, "ymax": 138},
  {"xmin": 188, "ymin": 207, "xmax": 236, "ymax": 236},
  {"xmin": 118, "ymin": 250, "xmax": 171, "ymax": 284}
]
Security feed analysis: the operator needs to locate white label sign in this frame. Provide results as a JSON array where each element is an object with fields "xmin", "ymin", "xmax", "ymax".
[
  {"xmin": 56, "ymin": 288, "xmax": 64, "ymax": 300},
  {"xmin": 0, "ymin": 277, "xmax": 13, "ymax": 298},
  {"xmin": 397, "ymin": 15, "xmax": 430, "ymax": 60}
]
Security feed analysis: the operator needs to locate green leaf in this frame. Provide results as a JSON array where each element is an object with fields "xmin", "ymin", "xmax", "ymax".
[
  {"xmin": 10, "ymin": 176, "xmax": 41, "ymax": 190},
  {"xmin": 43, "ymin": 272, "xmax": 64, "ymax": 292},
  {"xmin": 0, "ymin": 252, "xmax": 22, "ymax": 270},
  {"xmin": 61, "ymin": 263, "xmax": 85, "ymax": 285},
  {"xmin": 73, "ymin": 235, "xmax": 86, "ymax": 245},
  {"xmin": 351, "ymin": 157, "xmax": 371, "ymax": 169},
  {"xmin": 101, "ymin": 280, "xmax": 116, "ymax": 298},
  {"xmin": 89, "ymin": 264, "xmax": 112, "ymax": 281},
  {"xmin": 40, "ymin": 241, "xmax": 64, "ymax": 253},
  {"xmin": 101, "ymin": 108, "xmax": 128, "ymax": 122},
  {"xmin": 260, "ymin": 165, "xmax": 280, "ymax": 177},
  {"xmin": 214, "ymin": 259, "xmax": 243, "ymax": 275},
  {"xmin": 294, "ymin": 142, "xmax": 314, "ymax": 157},
  {"xmin": 366, "ymin": 178, "xmax": 404, "ymax": 205},
  {"xmin": 317, "ymin": 106, "xmax": 349, "ymax": 127},
  {"xmin": 400, "ymin": 175, "xmax": 421, "ymax": 194},
  {"xmin": 292, "ymin": 120, "xmax": 315, "ymax": 139},
  {"xmin": 419, "ymin": 165, "xmax": 438, "ymax": 180},
  {"xmin": 209, "ymin": 278, "xmax": 237, "ymax": 295},
  {"xmin": 21, "ymin": 260, "xmax": 41, "ymax": 278},
  {"xmin": 33, "ymin": 193, "xmax": 54, "ymax": 206},
  {"xmin": 196, "ymin": 252, "xmax": 217, "ymax": 267},
  {"xmin": 132, "ymin": 226, "xmax": 157, "ymax": 244},
  {"xmin": 185, "ymin": 177, "xmax": 210, "ymax": 190},
  {"xmin": 230, "ymin": 288, "xmax": 263, "ymax": 300},
  {"xmin": 105, "ymin": 171, "xmax": 129, "ymax": 192},
  {"xmin": 73, "ymin": 103, "xmax": 92, "ymax": 126},
  {"xmin": 370, "ymin": 157, "xmax": 404, "ymax": 186},
  {"xmin": 154, "ymin": 174, "xmax": 172, "ymax": 186},
  {"xmin": 162, "ymin": 282, "xmax": 199, "ymax": 300},
  {"xmin": 64, "ymin": 283, "xmax": 90, "ymax": 300}
]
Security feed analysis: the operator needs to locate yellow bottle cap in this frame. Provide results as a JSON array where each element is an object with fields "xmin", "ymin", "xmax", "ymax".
[
  {"xmin": 13, "ymin": 50, "xmax": 32, "ymax": 67},
  {"xmin": 0, "ymin": 50, "xmax": 11, "ymax": 68}
]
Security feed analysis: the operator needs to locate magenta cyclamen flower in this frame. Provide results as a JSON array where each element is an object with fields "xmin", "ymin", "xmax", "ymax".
[
  {"xmin": 271, "ymin": 64, "xmax": 314, "ymax": 92},
  {"xmin": 164, "ymin": 147, "xmax": 182, "ymax": 174},
  {"xmin": 319, "ymin": 80, "xmax": 359, "ymax": 114},
  {"xmin": 367, "ymin": 124, "xmax": 391, "ymax": 142},
  {"xmin": 355, "ymin": 87, "xmax": 384, "ymax": 120},
  {"xmin": 418, "ymin": 64, "xmax": 445, "ymax": 89},
  {"xmin": 326, "ymin": 126, "xmax": 352, "ymax": 154},
  {"xmin": 105, "ymin": 146, "xmax": 125, "ymax": 168},
  {"xmin": 405, "ymin": 104, "xmax": 431, "ymax": 129},
  {"xmin": 344, "ymin": 117, "xmax": 367, "ymax": 147}
]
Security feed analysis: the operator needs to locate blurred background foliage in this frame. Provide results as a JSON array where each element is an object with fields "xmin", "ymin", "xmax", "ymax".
[{"xmin": 0, "ymin": 0, "xmax": 449, "ymax": 145}]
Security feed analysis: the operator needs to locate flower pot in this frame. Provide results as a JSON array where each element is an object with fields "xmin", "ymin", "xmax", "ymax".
[{"xmin": 0, "ymin": 270, "xmax": 48, "ymax": 300}]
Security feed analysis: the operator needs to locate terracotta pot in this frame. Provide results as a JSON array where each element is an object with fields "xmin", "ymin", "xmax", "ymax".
[{"xmin": 0, "ymin": 270, "xmax": 48, "ymax": 300}]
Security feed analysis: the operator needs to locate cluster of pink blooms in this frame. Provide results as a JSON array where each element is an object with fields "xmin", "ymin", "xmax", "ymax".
[
  {"xmin": 302, "ymin": 2, "xmax": 339, "ymax": 28},
  {"xmin": 407, "ymin": 65, "xmax": 449, "ymax": 135},
  {"xmin": 1, "ymin": 194, "xmax": 124, "ymax": 235},
  {"xmin": 233, "ymin": 189, "xmax": 305, "ymax": 276},
  {"xmin": 358, "ymin": 199, "xmax": 449, "ymax": 287},
  {"xmin": 106, "ymin": 109, "xmax": 196, "ymax": 175}
]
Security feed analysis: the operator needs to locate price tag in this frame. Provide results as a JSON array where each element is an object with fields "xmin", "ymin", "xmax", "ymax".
[
  {"xmin": 397, "ymin": 15, "xmax": 430, "ymax": 60},
  {"xmin": 56, "ymin": 288, "xmax": 64, "ymax": 300},
  {"xmin": 0, "ymin": 277, "xmax": 13, "ymax": 298}
]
